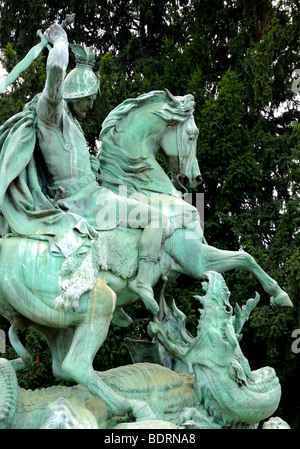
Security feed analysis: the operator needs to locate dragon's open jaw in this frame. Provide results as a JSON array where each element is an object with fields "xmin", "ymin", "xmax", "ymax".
[{"xmin": 247, "ymin": 367, "xmax": 280, "ymax": 394}]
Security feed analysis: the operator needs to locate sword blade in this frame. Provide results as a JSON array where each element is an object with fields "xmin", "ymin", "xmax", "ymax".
[{"xmin": 0, "ymin": 39, "xmax": 48, "ymax": 94}]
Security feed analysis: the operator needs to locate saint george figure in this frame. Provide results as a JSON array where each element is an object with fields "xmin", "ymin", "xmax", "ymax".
[
  {"xmin": 16, "ymin": 23, "xmax": 175, "ymax": 314},
  {"xmin": 38, "ymin": 24, "xmax": 181, "ymax": 313}
]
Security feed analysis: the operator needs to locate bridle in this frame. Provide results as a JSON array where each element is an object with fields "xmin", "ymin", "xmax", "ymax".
[{"xmin": 174, "ymin": 119, "xmax": 199, "ymax": 194}]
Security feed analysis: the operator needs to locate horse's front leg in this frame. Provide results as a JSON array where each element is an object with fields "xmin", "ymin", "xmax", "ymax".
[
  {"xmin": 199, "ymin": 243, "xmax": 293, "ymax": 307},
  {"xmin": 61, "ymin": 279, "xmax": 156, "ymax": 421}
]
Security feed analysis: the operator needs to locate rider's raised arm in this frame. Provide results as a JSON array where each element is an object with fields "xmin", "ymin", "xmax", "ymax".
[{"xmin": 36, "ymin": 24, "xmax": 69, "ymax": 125}]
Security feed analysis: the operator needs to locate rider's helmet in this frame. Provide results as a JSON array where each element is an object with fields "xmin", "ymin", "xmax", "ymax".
[{"xmin": 63, "ymin": 44, "xmax": 100, "ymax": 100}]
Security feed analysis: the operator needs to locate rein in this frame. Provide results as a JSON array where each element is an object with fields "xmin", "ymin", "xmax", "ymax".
[{"xmin": 174, "ymin": 121, "xmax": 196, "ymax": 194}]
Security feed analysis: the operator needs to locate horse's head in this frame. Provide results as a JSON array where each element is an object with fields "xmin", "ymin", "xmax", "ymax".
[
  {"xmin": 155, "ymin": 90, "xmax": 202, "ymax": 190},
  {"xmin": 99, "ymin": 89, "xmax": 202, "ymax": 194}
]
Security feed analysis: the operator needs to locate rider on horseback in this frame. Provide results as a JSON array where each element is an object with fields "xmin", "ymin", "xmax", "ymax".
[{"xmin": 33, "ymin": 23, "xmax": 175, "ymax": 315}]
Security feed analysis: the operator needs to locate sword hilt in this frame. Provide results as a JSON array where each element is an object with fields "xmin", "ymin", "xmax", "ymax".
[
  {"xmin": 36, "ymin": 13, "xmax": 75, "ymax": 51},
  {"xmin": 36, "ymin": 30, "xmax": 51, "ymax": 51},
  {"xmin": 61, "ymin": 13, "xmax": 75, "ymax": 29}
]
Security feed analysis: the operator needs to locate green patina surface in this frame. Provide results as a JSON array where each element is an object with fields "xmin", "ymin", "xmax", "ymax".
[
  {"xmin": 0, "ymin": 17, "xmax": 292, "ymax": 429},
  {"xmin": 0, "ymin": 272, "xmax": 286, "ymax": 429}
]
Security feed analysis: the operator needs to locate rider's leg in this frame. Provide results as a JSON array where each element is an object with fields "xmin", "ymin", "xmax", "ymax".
[
  {"xmin": 117, "ymin": 196, "xmax": 172, "ymax": 315},
  {"xmin": 128, "ymin": 226, "xmax": 163, "ymax": 315},
  {"xmin": 131, "ymin": 205, "xmax": 201, "ymax": 312}
]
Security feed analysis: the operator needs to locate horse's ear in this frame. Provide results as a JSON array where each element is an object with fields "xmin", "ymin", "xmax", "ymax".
[{"xmin": 164, "ymin": 88, "xmax": 180, "ymax": 107}]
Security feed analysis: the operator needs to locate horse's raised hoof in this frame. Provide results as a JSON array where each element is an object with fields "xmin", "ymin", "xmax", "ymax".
[{"xmin": 270, "ymin": 288, "xmax": 293, "ymax": 308}]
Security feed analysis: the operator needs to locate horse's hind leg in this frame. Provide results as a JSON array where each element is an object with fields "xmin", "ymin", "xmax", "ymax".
[
  {"xmin": 7, "ymin": 315, "xmax": 73, "ymax": 380},
  {"xmin": 61, "ymin": 279, "xmax": 156, "ymax": 421},
  {"xmin": 8, "ymin": 318, "xmax": 74, "ymax": 380},
  {"xmin": 31, "ymin": 325, "xmax": 74, "ymax": 381}
]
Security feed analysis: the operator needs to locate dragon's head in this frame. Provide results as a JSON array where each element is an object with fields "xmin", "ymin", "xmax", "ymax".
[{"xmin": 148, "ymin": 271, "xmax": 281, "ymax": 427}]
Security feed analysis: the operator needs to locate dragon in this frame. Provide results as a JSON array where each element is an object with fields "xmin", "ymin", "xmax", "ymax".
[{"xmin": 0, "ymin": 272, "xmax": 283, "ymax": 429}]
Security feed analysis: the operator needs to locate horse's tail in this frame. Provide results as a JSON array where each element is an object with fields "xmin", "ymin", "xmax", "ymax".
[{"xmin": 8, "ymin": 316, "xmax": 34, "ymax": 371}]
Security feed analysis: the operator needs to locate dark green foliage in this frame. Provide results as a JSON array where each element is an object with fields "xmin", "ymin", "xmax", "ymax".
[{"xmin": 0, "ymin": 0, "xmax": 299, "ymax": 427}]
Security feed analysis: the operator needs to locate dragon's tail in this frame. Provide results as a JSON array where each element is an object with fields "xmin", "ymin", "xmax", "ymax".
[{"xmin": 0, "ymin": 357, "xmax": 19, "ymax": 428}]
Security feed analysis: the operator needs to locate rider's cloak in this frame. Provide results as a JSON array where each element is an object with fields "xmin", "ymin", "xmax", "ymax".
[{"xmin": 0, "ymin": 101, "xmax": 97, "ymax": 258}]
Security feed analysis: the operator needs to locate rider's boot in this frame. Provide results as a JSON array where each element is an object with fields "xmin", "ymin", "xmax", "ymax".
[
  {"xmin": 129, "ymin": 256, "xmax": 159, "ymax": 315},
  {"xmin": 128, "ymin": 221, "xmax": 167, "ymax": 315}
]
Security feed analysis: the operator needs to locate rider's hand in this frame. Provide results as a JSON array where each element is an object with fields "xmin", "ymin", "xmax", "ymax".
[{"xmin": 44, "ymin": 23, "xmax": 68, "ymax": 45}]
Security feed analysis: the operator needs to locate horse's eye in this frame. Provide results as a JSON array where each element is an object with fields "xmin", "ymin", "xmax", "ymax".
[{"xmin": 188, "ymin": 133, "xmax": 197, "ymax": 142}]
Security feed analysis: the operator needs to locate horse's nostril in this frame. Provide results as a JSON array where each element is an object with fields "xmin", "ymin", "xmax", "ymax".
[{"xmin": 195, "ymin": 175, "xmax": 202, "ymax": 185}]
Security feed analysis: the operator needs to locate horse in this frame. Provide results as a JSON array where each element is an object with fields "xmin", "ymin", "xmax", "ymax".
[
  {"xmin": 0, "ymin": 89, "xmax": 292, "ymax": 424},
  {"xmin": 98, "ymin": 89, "xmax": 292, "ymax": 310}
]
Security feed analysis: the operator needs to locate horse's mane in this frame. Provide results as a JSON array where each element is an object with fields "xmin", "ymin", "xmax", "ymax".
[{"xmin": 98, "ymin": 90, "xmax": 195, "ymax": 192}]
